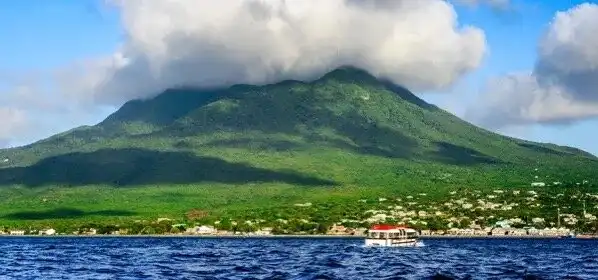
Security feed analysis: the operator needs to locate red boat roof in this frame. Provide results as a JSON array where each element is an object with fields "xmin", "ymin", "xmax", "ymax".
[{"xmin": 370, "ymin": 224, "xmax": 411, "ymax": 230}]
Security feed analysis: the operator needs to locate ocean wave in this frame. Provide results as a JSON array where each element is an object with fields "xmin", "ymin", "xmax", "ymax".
[{"xmin": 0, "ymin": 237, "xmax": 595, "ymax": 279}]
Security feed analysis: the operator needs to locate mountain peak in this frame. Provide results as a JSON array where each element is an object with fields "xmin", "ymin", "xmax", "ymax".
[{"xmin": 318, "ymin": 66, "xmax": 379, "ymax": 84}]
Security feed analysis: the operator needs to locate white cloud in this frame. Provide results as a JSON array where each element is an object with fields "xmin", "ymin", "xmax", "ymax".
[
  {"xmin": 0, "ymin": 107, "xmax": 29, "ymax": 147},
  {"xmin": 79, "ymin": 0, "xmax": 486, "ymax": 105},
  {"xmin": 467, "ymin": 3, "xmax": 598, "ymax": 127},
  {"xmin": 0, "ymin": 74, "xmax": 112, "ymax": 148},
  {"xmin": 1, "ymin": 0, "xmax": 487, "ymax": 147}
]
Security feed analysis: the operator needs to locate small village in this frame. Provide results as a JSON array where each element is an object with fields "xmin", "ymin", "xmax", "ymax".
[
  {"xmin": 0, "ymin": 222, "xmax": 578, "ymax": 238},
  {"xmin": 1, "ymin": 182, "xmax": 597, "ymax": 238}
]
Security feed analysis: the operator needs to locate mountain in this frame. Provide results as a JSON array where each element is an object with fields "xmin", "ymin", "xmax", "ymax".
[{"xmin": 0, "ymin": 66, "xmax": 596, "ymax": 225}]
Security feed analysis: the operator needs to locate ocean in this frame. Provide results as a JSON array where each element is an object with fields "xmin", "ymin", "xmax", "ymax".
[{"xmin": 0, "ymin": 237, "xmax": 596, "ymax": 279}]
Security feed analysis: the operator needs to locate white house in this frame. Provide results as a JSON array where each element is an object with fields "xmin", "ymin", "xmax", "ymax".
[
  {"xmin": 531, "ymin": 182, "xmax": 546, "ymax": 187},
  {"xmin": 9, "ymin": 230, "xmax": 25, "ymax": 235},
  {"xmin": 40, "ymin": 229, "xmax": 56, "ymax": 235},
  {"xmin": 255, "ymin": 227, "xmax": 273, "ymax": 235},
  {"xmin": 188, "ymin": 225, "xmax": 216, "ymax": 235}
]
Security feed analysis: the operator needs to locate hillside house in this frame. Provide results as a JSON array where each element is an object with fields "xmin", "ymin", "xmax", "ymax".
[{"xmin": 531, "ymin": 182, "xmax": 546, "ymax": 187}]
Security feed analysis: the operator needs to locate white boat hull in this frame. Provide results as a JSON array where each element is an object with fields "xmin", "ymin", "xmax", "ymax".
[{"xmin": 364, "ymin": 238, "xmax": 420, "ymax": 247}]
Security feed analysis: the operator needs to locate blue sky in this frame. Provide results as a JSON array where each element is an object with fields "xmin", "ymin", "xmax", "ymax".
[
  {"xmin": 1, "ymin": 0, "xmax": 597, "ymax": 155},
  {"xmin": 429, "ymin": 0, "xmax": 598, "ymax": 154}
]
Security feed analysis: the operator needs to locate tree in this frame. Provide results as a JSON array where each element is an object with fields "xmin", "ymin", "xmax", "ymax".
[
  {"xmin": 153, "ymin": 220, "xmax": 174, "ymax": 234},
  {"xmin": 426, "ymin": 218, "xmax": 448, "ymax": 231},
  {"xmin": 216, "ymin": 218, "xmax": 233, "ymax": 231},
  {"xmin": 459, "ymin": 218, "xmax": 471, "ymax": 229},
  {"xmin": 316, "ymin": 222, "xmax": 331, "ymax": 234},
  {"xmin": 97, "ymin": 225, "xmax": 119, "ymax": 234}
]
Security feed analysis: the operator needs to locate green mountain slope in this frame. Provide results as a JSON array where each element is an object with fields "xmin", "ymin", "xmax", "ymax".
[{"xmin": 0, "ymin": 66, "xmax": 595, "ymax": 226}]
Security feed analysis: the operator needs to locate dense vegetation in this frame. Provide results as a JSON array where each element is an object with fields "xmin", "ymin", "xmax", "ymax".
[{"xmin": 0, "ymin": 66, "xmax": 596, "ymax": 228}]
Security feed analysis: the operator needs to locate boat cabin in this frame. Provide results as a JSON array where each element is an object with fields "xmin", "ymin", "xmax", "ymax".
[
  {"xmin": 365, "ymin": 224, "xmax": 420, "ymax": 247},
  {"xmin": 368, "ymin": 225, "xmax": 418, "ymax": 239}
]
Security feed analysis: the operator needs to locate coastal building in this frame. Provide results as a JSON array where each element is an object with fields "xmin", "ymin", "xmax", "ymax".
[
  {"xmin": 491, "ymin": 227, "xmax": 509, "ymax": 235},
  {"xmin": 527, "ymin": 227, "xmax": 541, "ymax": 236},
  {"xmin": 327, "ymin": 224, "xmax": 348, "ymax": 235},
  {"xmin": 510, "ymin": 229, "xmax": 527, "ymax": 236},
  {"xmin": 9, "ymin": 230, "xmax": 25, "ymax": 235},
  {"xmin": 39, "ymin": 229, "xmax": 56, "ymax": 235},
  {"xmin": 254, "ymin": 227, "xmax": 273, "ymax": 235},
  {"xmin": 85, "ymin": 228, "xmax": 97, "ymax": 235},
  {"xmin": 187, "ymin": 225, "xmax": 217, "ymax": 235}
]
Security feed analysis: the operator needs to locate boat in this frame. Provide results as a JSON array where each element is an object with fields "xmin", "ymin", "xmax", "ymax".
[{"xmin": 364, "ymin": 224, "xmax": 421, "ymax": 247}]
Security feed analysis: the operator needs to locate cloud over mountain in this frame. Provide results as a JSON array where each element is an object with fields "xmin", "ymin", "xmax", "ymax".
[
  {"xmin": 467, "ymin": 3, "xmax": 598, "ymax": 127},
  {"xmin": 2, "ymin": 0, "xmax": 487, "ymax": 147},
  {"xmin": 80, "ymin": 0, "xmax": 486, "ymax": 105}
]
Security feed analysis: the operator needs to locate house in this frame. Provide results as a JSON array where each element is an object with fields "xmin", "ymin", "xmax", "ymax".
[
  {"xmin": 531, "ymin": 182, "xmax": 546, "ymax": 187},
  {"xmin": 9, "ymin": 230, "xmax": 25, "ymax": 235},
  {"xmin": 446, "ymin": 228, "xmax": 460, "ymax": 235},
  {"xmin": 255, "ymin": 227, "xmax": 273, "ymax": 235},
  {"xmin": 495, "ymin": 220, "xmax": 511, "ymax": 228},
  {"xmin": 526, "ymin": 227, "xmax": 540, "ymax": 236},
  {"xmin": 187, "ymin": 225, "xmax": 217, "ymax": 235},
  {"xmin": 510, "ymin": 229, "xmax": 527, "ymax": 236},
  {"xmin": 39, "ymin": 229, "xmax": 56, "ymax": 235},
  {"xmin": 327, "ymin": 224, "xmax": 348, "ymax": 235},
  {"xmin": 491, "ymin": 227, "xmax": 509, "ymax": 235},
  {"xmin": 474, "ymin": 228, "xmax": 491, "ymax": 236},
  {"xmin": 539, "ymin": 227, "xmax": 571, "ymax": 236}
]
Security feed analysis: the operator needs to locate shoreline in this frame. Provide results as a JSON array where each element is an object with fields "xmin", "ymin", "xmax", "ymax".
[
  {"xmin": 0, "ymin": 234, "xmax": 595, "ymax": 239},
  {"xmin": 419, "ymin": 235, "xmax": 585, "ymax": 239}
]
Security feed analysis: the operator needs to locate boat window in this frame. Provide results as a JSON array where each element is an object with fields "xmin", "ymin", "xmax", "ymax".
[{"xmin": 380, "ymin": 232, "xmax": 388, "ymax": 239}]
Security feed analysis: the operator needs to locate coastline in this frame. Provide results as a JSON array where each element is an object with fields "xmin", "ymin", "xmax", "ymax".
[
  {"xmin": 0, "ymin": 234, "xmax": 595, "ymax": 239},
  {"xmin": 0, "ymin": 234, "xmax": 363, "ymax": 238},
  {"xmin": 419, "ymin": 235, "xmax": 584, "ymax": 239}
]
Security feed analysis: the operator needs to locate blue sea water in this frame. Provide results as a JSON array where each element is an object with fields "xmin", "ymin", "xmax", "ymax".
[{"xmin": 0, "ymin": 237, "xmax": 597, "ymax": 279}]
